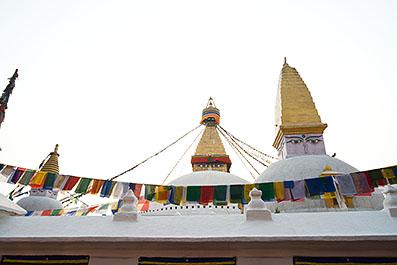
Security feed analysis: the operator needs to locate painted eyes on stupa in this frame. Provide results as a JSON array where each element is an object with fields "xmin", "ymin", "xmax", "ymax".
[
  {"xmin": 287, "ymin": 139, "xmax": 303, "ymax": 144},
  {"xmin": 307, "ymin": 139, "xmax": 321, "ymax": 144}
]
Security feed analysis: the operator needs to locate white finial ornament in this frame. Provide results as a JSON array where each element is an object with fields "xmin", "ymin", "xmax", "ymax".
[
  {"xmin": 245, "ymin": 188, "xmax": 272, "ymax": 221},
  {"xmin": 113, "ymin": 189, "xmax": 138, "ymax": 222},
  {"xmin": 383, "ymin": 185, "xmax": 397, "ymax": 217}
]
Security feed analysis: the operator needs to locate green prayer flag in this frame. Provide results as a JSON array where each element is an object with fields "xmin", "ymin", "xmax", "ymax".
[
  {"xmin": 74, "ymin": 178, "xmax": 91, "ymax": 193},
  {"xmin": 213, "ymin": 185, "xmax": 227, "ymax": 205},
  {"xmin": 144, "ymin": 184, "xmax": 156, "ymax": 201},
  {"xmin": 367, "ymin": 169, "xmax": 384, "ymax": 181},
  {"xmin": 229, "ymin": 185, "xmax": 243, "ymax": 204},
  {"xmin": 257, "ymin": 182, "xmax": 275, "ymax": 201},
  {"xmin": 18, "ymin": 170, "xmax": 36, "ymax": 185},
  {"xmin": 43, "ymin": 172, "xmax": 57, "ymax": 189},
  {"xmin": 51, "ymin": 209, "xmax": 62, "ymax": 216},
  {"xmin": 186, "ymin": 186, "xmax": 201, "ymax": 202}
]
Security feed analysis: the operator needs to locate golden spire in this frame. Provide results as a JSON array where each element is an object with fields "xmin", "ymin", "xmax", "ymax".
[
  {"xmin": 40, "ymin": 144, "xmax": 60, "ymax": 175},
  {"xmin": 273, "ymin": 59, "xmax": 327, "ymax": 148},
  {"xmin": 192, "ymin": 98, "xmax": 231, "ymax": 172}
]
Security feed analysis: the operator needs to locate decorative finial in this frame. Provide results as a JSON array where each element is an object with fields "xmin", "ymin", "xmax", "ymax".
[
  {"xmin": 283, "ymin": 57, "xmax": 287, "ymax": 66},
  {"xmin": 323, "ymin": 165, "xmax": 333, "ymax": 172},
  {"xmin": 54, "ymin": 144, "xmax": 59, "ymax": 154},
  {"xmin": 113, "ymin": 189, "xmax": 138, "ymax": 222},
  {"xmin": 245, "ymin": 188, "xmax": 272, "ymax": 221}
]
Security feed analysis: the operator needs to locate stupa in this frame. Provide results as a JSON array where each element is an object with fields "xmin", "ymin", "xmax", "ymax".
[{"xmin": 17, "ymin": 145, "xmax": 63, "ymax": 211}]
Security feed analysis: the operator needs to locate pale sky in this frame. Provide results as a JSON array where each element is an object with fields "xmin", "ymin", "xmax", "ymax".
[{"xmin": 0, "ymin": 0, "xmax": 396, "ymax": 187}]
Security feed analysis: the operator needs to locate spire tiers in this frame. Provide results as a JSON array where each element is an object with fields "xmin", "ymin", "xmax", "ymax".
[
  {"xmin": 273, "ymin": 60, "xmax": 327, "ymax": 149},
  {"xmin": 192, "ymin": 98, "xmax": 231, "ymax": 172},
  {"xmin": 41, "ymin": 144, "xmax": 60, "ymax": 175}
]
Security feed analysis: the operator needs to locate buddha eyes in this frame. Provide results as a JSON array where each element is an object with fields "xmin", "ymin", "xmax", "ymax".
[
  {"xmin": 287, "ymin": 139, "xmax": 302, "ymax": 144},
  {"xmin": 307, "ymin": 139, "xmax": 320, "ymax": 143},
  {"xmin": 287, "ymin": 138, "xmax": 321, "ymax": 144}
]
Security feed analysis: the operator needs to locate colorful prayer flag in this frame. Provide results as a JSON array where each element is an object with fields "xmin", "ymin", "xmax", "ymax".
[
  {"xmin": 200, "ymin": 186, "xmax": 214, "ymax": 205},
  {"xmin": 213, "ymin": 185, "xmax": 227, "ymax": 205},
  {"xmin": 229, "ymin": 185, "xmax": 243, "ymax": 204},
  {"xmin": 274, "ymin": 182, "xmax": 285, "ymax": 202},
  {"xmin": 169, "ymin": 186, "xmax": 184, "ymax": 205},
  {"xmin": 320, "ymin": 176, "xmax": 336, "ymax": 192},
  {"xmin": 144, "ymin": 184, "xmax": 156, "ymax": 201},
  {"xmin": 155, "ymin": 186, "xmax": 170, "ymax": 203},
  {"xmin": 336, "ymin": 174, "xmax": 357, "ymax": 196},
  {"xmin": 291, "ymin": 180, "xmax": 305, "ymax": 200},
  {"xmin": 90, "ymin": 179, "xmax": 105, "ymax": 194},
  {"xmin": 257, "ymin": 182, "xmax": 275, "ymax": 201},
  {"xmin": 18, "ymin": 169, "xmax": 36, "ymax": 185},
  {"xmin": 29, "ymin": 171, "xmax": 47, "ymax": 188},
  {"xmin": 100, "ymin": 180, "xmax": 115, "ymax": 197},
  {"xmin": 43, "ymin": 172, "xmax": 57, "ymax": 190},
  {"xmin": 7, "ymin": 167, "xmax": 25, "ymax": 184},
  {"xmin": 381, "ymin": 167, "xmax": 396, "ymax": 179},
  {"xmin": 305, "ymin": 177, "xmax": 324, "ymax": 196},
  {"xmin": 351, "ymin": 172, "xmax": 373, "ymax": 194},
  {"xmin": 53, "ymin": 174, "xmax": 69, "ymax": 190},
  {"xmin": 63, "ymin": 176, "xmax": 80, "ymax": 191},
  {"xmin": 75, "ymin": 178, "xmax": 92, "ymax": 193},
  {"xmin": 186, "ymin": 186, "xmax": 200, "ymax": 202}
]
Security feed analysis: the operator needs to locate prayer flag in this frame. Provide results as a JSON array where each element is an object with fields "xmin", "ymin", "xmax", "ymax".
[
  {"xmin": 382, "ymin": 167, "xmax": 396, "ymax": 179},
  {"xmin": 243, "ymin": 184, "xmax": 255, "ymax": 204},
  {"xmin": 75, "ymin": 178, "xmax": 92, "ymax": 193},
  {"xmin": 351, "ymin": 172, "xmax": 373, "ymax": 194},
  {"xmin": 43, "ymin": 172, "xmax": 57, "ymax": 190},
  {"xmin": 320, "ymin": 176, "xmax": 336, "ymax": 192},
  {"xmin": 186, "ymin": 186, "xmax": 201, "ymax": 202},
  {"xmin": 200, "ymin": 186, "xmax": 214, "ymax": 205},
  {"xmin": 169, "ymin": 186, "xmax": 184, "ymax": 205},
  {"xmin": 393, "ymin": 166, "xmax": 397, "ymax": 176},
  {"xmin": 138, "ymin": 198, "xmax": 150, "ymax": 212},
  {"xmin": 53, "ymin": 174, "xmax": 69, "ymax": 190},
  {"xmin": 144, "ymin": 184, "xmax": 156, "ymax": 201},
  {"xmin": 305, "ymin": 177, "xmax": 324, "ymax": 196},
  {"xmin": 155, "ymin": 186, "xmax": 170, "ymax": 203},
  {"xmin": 284, "ymin": 181, "xmax": 294, "ymax": 189},
  {"xmin": 0, "ymin": 164, "xmax": 4, "ymax": 171},
  {"xmin": 0, "ymin": 165, "xmax": 15, "ymax": 182},
  {"xmin": 112, "ymin": 182, "xmax": 129, "ymax": 199},
  {"xmin": 63, "ymin": 176, "xmax": 80, "ymax": 191},
  {"xmin": 100, "ymin": 180, "xmax": 115, "ymax": 197},
  {"xmin": 336, "ymin": 174, "xmax": 357, "ymax": 196},
  {"xmin": 367, "ymin": 169, "xmax": 384, "ymax": 181},
  {"xmin": 229, "ymin": 185, "xmax": 243, "ymax": 204},
  {"xmin": 90, "ymin": 179, "xmax": 104, "ymax": 194},
  {"xmin": 257, "ymin": 182, "xmax": 275, "ymax": 201},
  {"xmin": 18, "ymin": 169, "xmax": 36, "ymax": 185},
  {"xmin": 274, "ymin": 182, "xmax": 285, "ymax": 202},
  {"xmin": 51, "ymin": 209, "xmax": 63, "ymax": 216},
  {"xmin": 291, "ymin": 180, "xmax": 305, "ymax": 200},
  {"xmin": 213, "ymin": 185, "xmax": 227, "ymax": 205},
  {"xmin": 41, "ymin": 210, "xmax": 52, "ymax": 216},
  {"xmin": 8, "ymin": 167, "xmax": 25, "ymax": 184},
  {"xmin": 29, "ymin": 171, "xmax": 47, "ymax": 188},
  {"xmin": 130, "ymin": 183, "xmax": 143, "ymax": 197}
]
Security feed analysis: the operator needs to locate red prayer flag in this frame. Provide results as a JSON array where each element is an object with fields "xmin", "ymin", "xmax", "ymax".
[
  {"xmin": 41, "ymin": 210, "xmax": 52, "ymax": 216},
  {"xmin": 134, "ymin": 184, "xmax": 143, "ymax": 197},
  {"xmin": 200, "ymin": 186, "xmax": 214, "ymax": 205},
  {"xmin": 63, "ymin": 176, "xmax": 80, "ymax": 191}
]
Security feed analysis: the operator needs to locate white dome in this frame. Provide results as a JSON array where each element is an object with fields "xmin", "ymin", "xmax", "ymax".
[
  {"xmin": 167, "ymin": 170, "xmax": 250, "ymax": 186},
  {"xmin": 17, "ymin": 196, "xmax": 63, "ymax": 212},
  {"xmin": 0, "ymin": 193, "xmax": 27, "ymax": 216},
  {"xmin": 256, "ymin": 155, "xmax": 358, "ymax": 182}
]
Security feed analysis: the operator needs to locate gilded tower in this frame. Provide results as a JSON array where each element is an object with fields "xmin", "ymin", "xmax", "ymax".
[
  {"xmin": 191, "ymin": 98, "xmax": 232, "ymax": 172},
  {"xmin": 273, "ymin": 58, "xmax": 328, "ymax": 159}
]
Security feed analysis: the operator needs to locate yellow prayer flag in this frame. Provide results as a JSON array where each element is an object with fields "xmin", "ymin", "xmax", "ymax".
[
  {"xmin": 29, "ymin": 171, "xmax": 47, "ymax": 188},
  {"xmin": 274, "ymin": 182, "xmax": 284, "ymax": 201},
  {"xmin": 323, "ymin": 192, "xmax": 337, "ymax": 199},
  {"xmin": 244, "ymin": 184, "xmax": 255, "ymax": 203},
  {"xmin": 155, "ymin": 186, "xmax": 169, "ymax": 203},
  {"xmin": 382, "ymin": 168, "xmax": 396, "ymax": 179}
]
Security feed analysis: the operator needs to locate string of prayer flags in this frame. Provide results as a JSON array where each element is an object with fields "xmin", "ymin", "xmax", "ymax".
[
  {"xmin": 336, "ymin": 174, "xmax": 357, "ymax": 196},
  {"xmin": 75, "ymin": 178, "xmax": 92, "ymax": 193},
  {"xmin": 186, "ymin": 186, "xmax": 200, "ymax": 202},
  {"xmin": 229, "ymin": 185, "xmax": 243, "ymax": 204},
  {"xmin": 213, "ymin": 185, "xmax": 227, "ymax": 205},
  {"xmin": 199, "ymin": 186, "xmax": 214, "ymax": 205},
  {"xmin": 257, "ymin": 182, "xmax": 274, "ymax": 201}
]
